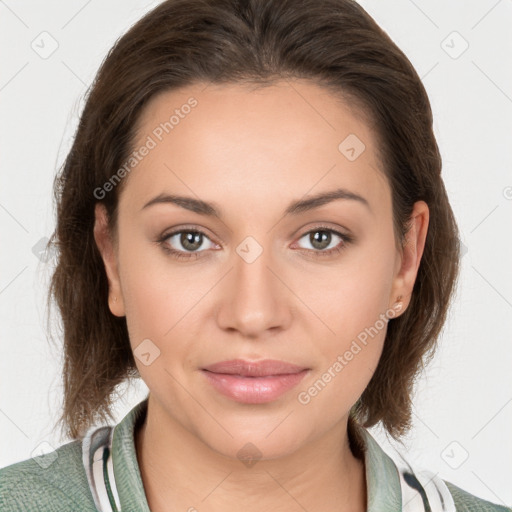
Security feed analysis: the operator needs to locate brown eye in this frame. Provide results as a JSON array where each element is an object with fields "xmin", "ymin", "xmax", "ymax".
[
  {"xmin": 178, "ymin": 231, "xmax": 204, "ymax": 251},
  {"xmin": 291, "ymin": 226, "xmax": 354, "ymax": 259},
  {"xmin": 159, "ymin": 229, "xmax": 218, "ymax": 260},
  {"xmin": 309, "ymin": 230, "xmax": 334, "ymax": 250},
  {"xmin": 297, "ymin": 229, "xmax": 345, "ymax": 252}
]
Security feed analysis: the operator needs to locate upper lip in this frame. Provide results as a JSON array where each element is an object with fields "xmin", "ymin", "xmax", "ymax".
[{"xmin": 202, "ymin": 359, "xmax": 308, "ymax": 377}]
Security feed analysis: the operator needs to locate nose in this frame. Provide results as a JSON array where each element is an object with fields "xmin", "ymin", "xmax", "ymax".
[{"xmin": 215, "ymin": 240, "xmax": 293, "ymax": 338}]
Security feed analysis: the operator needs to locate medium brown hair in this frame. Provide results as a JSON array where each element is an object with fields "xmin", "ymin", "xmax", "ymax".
[{"xmin": 49, "ymin": 0, "xmax": 460, "ymax": 439}]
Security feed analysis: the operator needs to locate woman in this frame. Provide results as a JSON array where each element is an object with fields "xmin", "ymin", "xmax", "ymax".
[{"xmin": 0, "ymin": 0, "xmax": 509, "ymax": 511}]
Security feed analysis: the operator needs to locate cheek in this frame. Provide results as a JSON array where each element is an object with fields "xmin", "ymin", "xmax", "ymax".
[
  {"xmin": 115, "ymin": 231, "xmax": 180, "ymax": 348},
  {"xmin": 304, "ymin": 234, "xmax": 397, "ymax": 397},
  {"xmin": 118, "ymin": 253, "xmax": 192, "ymax": 391},
  {"xmin": 117, "ymin": 234, "xmax": 212, "ymax": 381},
  {"xmin": 297, "ymin": 292, "xmax": 391, "ymax": 418},
  {"xmin": 317, "ymin": 234, "xmax": 397, "ymax": 337}
]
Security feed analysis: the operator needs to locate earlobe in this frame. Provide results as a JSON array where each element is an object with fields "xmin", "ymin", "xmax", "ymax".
[
  {"xmin": 390, "ymin": 201, "xmax": 429, "ymax": 314},
  {"xmin": 93, "ymin": 203, "xmax": 126, "ymax": 317}
]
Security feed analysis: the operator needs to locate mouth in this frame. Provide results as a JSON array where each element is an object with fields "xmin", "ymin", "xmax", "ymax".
[{"xmin": 201, "ymin": 359, "xmax": 310, "ymax": 403}]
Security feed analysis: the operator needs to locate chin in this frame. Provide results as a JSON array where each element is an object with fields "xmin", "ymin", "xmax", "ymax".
[{"xmin": 196, "ymin": 423, "xmax": 309, "ymax": 464}]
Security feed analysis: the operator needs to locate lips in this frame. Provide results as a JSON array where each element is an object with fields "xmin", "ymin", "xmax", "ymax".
[
  {"xmin": 202, "ymin": 359, "xmax": 308, "ymax": 377},
  {"xmin": 201, "ymin": 359, "xmax": 310, "ymax": 404}
]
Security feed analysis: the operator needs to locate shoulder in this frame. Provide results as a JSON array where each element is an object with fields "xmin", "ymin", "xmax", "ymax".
[
  {"xmin": 0, "ymin": 439, "xmax": 96, "ymax": 512},
  {"xmin": 445, "ymin": 479, "xmax": 512, "ymax": 512},
  {"xmin": 354, "ymin": 425, "xmax": 511, "ymax": 512}
]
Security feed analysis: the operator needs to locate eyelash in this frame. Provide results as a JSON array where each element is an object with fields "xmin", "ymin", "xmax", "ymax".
[{"xmin": 156, "ymin": 225, "xmax": 353, "ymax": 261}]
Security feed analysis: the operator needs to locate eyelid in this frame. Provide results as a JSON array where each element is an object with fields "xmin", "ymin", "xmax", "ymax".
[
  {"xmin": 294, "ymin": 221, "xmax": 353, "ymax": 240},
  {"xmin": 159, "ymin": 226, "xmax": 219, "ymax": 249},
  {"xmin": 159, "ymin": 224, "xmax": 217, "ymax": 241}
]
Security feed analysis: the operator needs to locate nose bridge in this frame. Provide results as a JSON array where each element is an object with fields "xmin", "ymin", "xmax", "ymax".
[
  {"xmin": 216, "ymin": 234, "xmax": 291, "ymax": 336},
  {"xmin": 235, "ymin": 238, "xmax": 275, "ymax": 296}
]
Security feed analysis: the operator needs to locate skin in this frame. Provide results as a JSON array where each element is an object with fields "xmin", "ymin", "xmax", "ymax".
[{"xmin": 94, "ymin": 80, "xmax": 429, "ymax": 512}]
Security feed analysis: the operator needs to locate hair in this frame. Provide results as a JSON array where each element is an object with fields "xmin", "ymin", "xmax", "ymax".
[{"xmin": 48, "ymin": 0, "xmax": 460, "ymax": 440}]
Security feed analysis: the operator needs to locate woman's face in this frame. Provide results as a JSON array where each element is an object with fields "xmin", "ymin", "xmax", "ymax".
[{"xmin": 95, "ymin": 80, "xmax": 428, "ymax": 459}]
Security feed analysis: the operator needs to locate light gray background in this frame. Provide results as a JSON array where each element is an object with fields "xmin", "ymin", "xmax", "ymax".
[{"xmin": 1, "ymin": 0, "xmax": 511, "ymax": 506}]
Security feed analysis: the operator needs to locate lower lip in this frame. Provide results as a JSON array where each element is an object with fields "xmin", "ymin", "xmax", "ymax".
[{"xmin": 202, "ymin": 369, "xmax": 309, "ymax": 404}]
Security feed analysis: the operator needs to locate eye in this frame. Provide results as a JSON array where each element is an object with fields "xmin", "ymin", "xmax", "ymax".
[
  {"xmin": 294, "ymin": 227, "xmax": 352, "ymax": 257},
  {"xmin": 157, "ymin": 228, "xmax": 218, "ymax": 260},
  {"xmin": 157, "ymin": 225, "xmax": 353, "ymax": 261}
]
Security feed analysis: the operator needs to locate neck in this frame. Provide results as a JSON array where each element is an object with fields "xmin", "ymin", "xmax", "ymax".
[{"xmin": 135, "ymin": 395, "xmax": 367, "ymax": 512}]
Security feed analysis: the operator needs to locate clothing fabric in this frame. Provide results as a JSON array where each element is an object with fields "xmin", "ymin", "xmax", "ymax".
[{"xmin": 1, "ymin": 398, "xmax": 510, "ymax": 511}]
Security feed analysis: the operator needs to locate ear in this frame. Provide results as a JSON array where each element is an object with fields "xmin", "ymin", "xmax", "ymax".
[
  {"xmin": 389, "ymin": 200, "xmax": 429, "ymax": 315},
  {"xmin": 93, "ymin": 203, "xmax": 126, "ymax": 317}
]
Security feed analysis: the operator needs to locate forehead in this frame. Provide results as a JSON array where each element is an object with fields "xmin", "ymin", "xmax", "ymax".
[{"xmin": 123, "ymin": 80, "xmax": 390, "ymax": 216}]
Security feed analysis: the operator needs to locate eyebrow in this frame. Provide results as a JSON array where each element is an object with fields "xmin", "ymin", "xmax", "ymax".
[{"xmin": 141, "ymin": 187, "xmax": 371, "ymax": 218}]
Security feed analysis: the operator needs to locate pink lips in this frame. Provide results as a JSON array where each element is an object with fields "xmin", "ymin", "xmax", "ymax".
[{"xmin": 201, "ymin": 359, "xmax": 309, "ymax": 404}]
